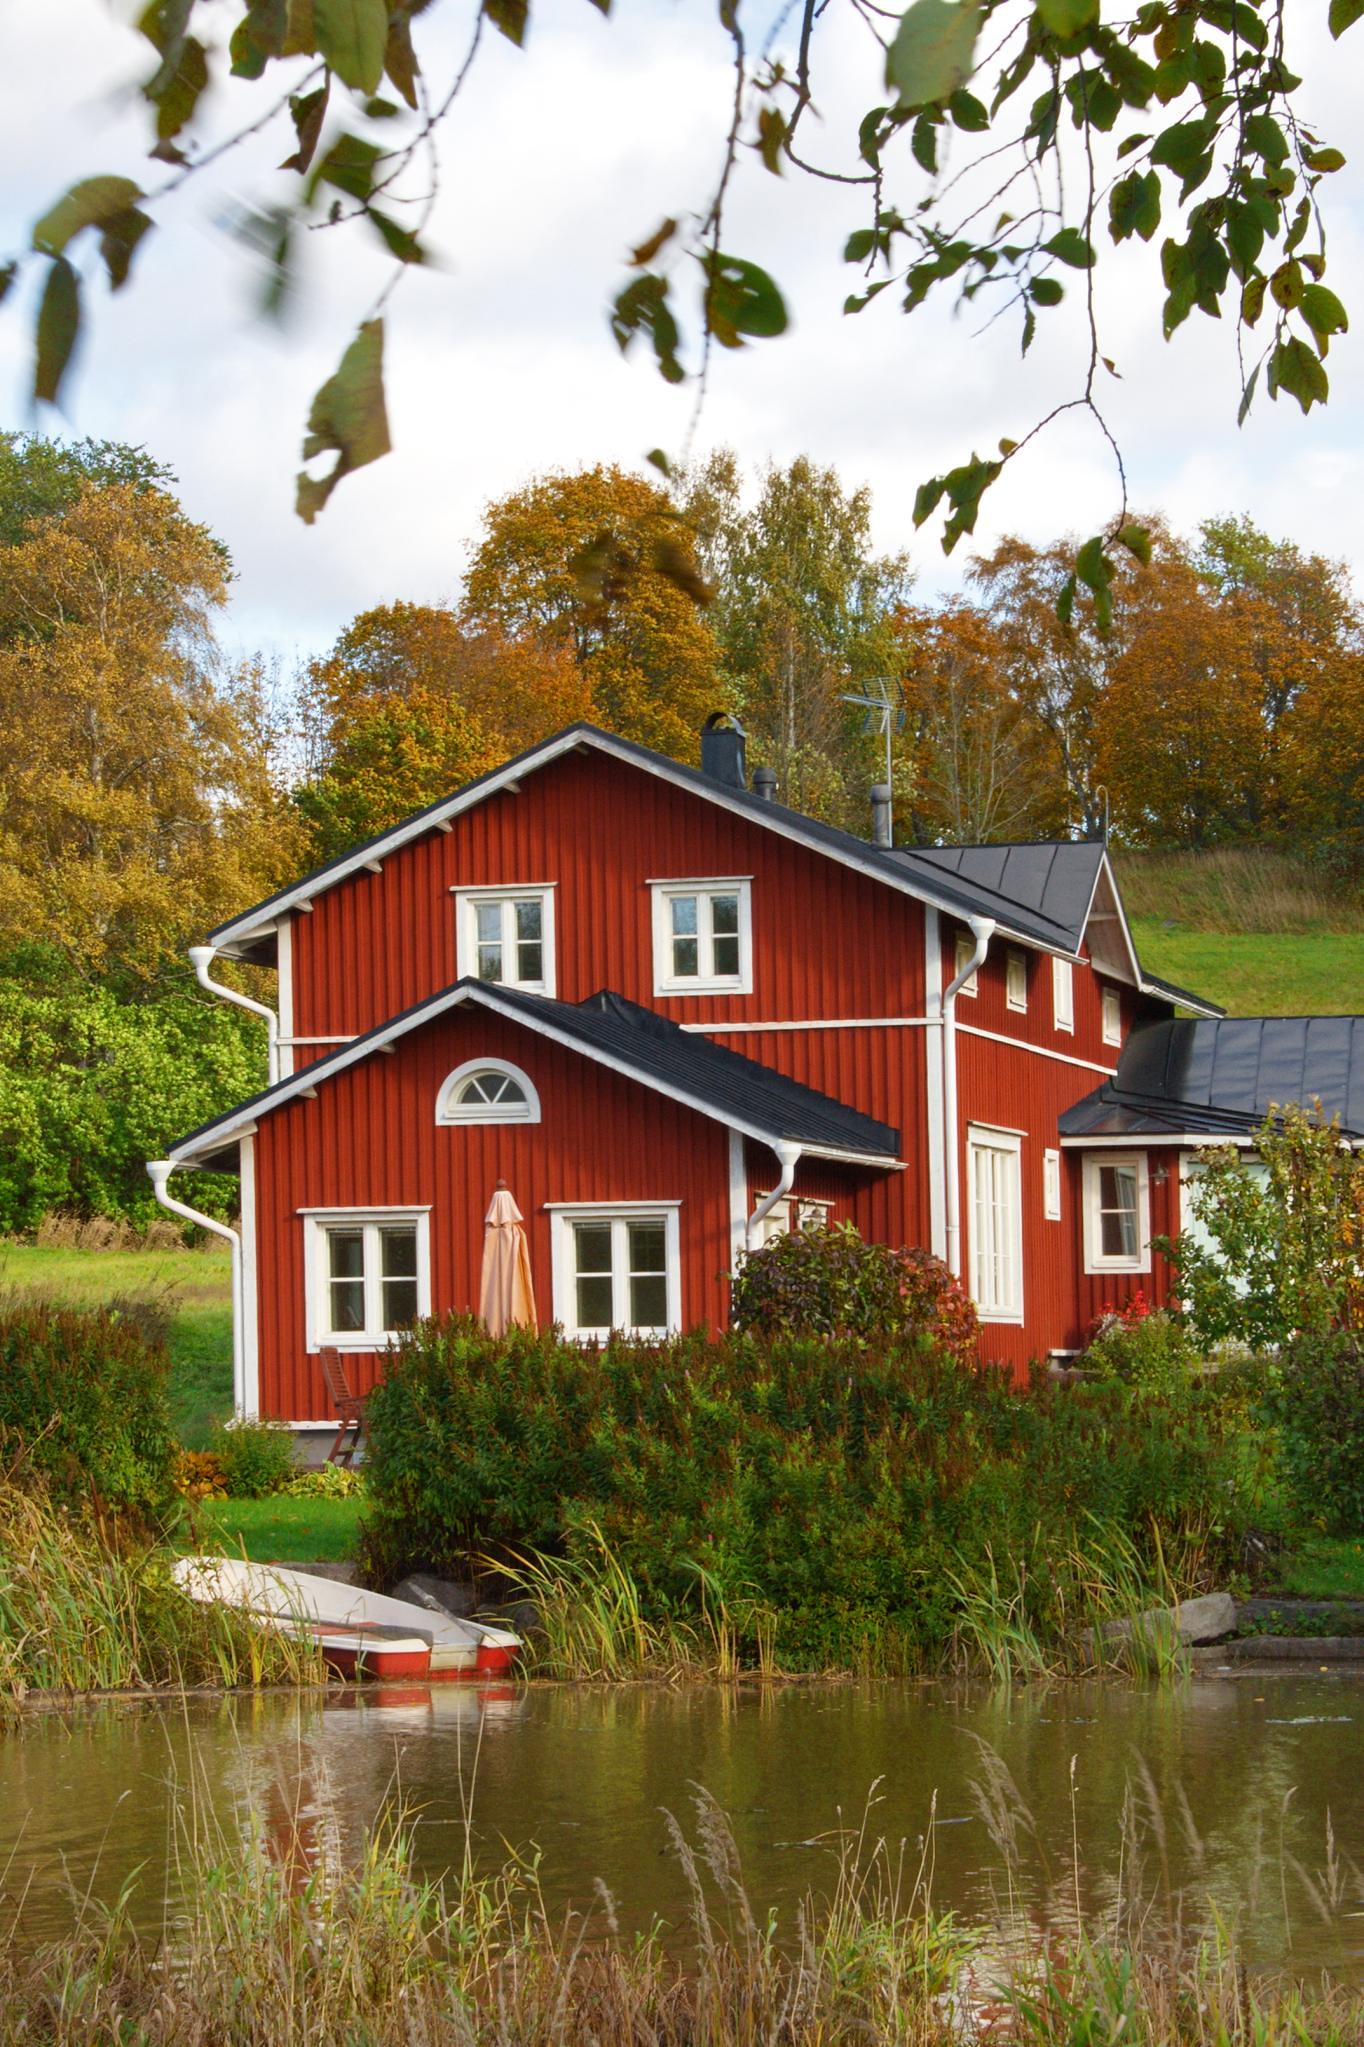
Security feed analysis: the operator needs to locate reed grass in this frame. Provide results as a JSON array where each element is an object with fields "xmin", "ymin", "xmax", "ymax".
[
  {"xmin": 1, "ymin": 1765, "xmax": 1362, "ymax": 2044},
  {"xmin": 0, "ymin": 1476, "xmax": 321, "ymax": 1706}
]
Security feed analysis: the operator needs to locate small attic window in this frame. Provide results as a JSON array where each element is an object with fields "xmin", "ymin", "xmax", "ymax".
[{"xmin": 436, "ymin": 1059, "xmax": 541, "ymax": 1125}]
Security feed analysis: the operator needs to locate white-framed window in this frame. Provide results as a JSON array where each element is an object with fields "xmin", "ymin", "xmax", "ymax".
[
  {"xmin": 967, "ymin": 1126, "xmax": 1023, "ymax": 1323},
  {"xmin": 1101, "ymin": 985, "xmax": 1123, "ymax": 1047},
  {"xmin": 650, "ymin": 879, "xmax": 752, "ymax": 995},
  {"xmin": 954, "ymin": 933, "xmax": 979, "ymax": 998},
  {"xmin": 1052, "ymin": 956, "xmax": 1075, "ymax": 1033},
  {"xmin": 754, "ymin": 1194, "xmax": 833, "ymax": 1246},
  {"xmin": 453, "ymin": 886, "xmax": 555, "ymax": 993},
  {"xmin": 1043, "ymin": 1148, "xmax": 1062, "ymax": 1222},
  {"xmin": 301, "ymin": 1208, "xmax": 431, "ymax": 1351},
  {"xmin": 548, "ymin": 1203, "xmax": 681, "ymax": 1339},
  {"xmin": 436, "ymin": 1057, "xmax": 541, "ymax": 1126},
  {"xmin": 1081, "ymin": 1154, "xmax": 1151, "ymax": 1273},
  {"xmin": 1006, "ymin": 950, "xmax": 1028, "ymax": 1012}
]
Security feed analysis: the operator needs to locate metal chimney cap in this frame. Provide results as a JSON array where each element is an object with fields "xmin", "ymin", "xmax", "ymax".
[{"xmin": 752, "ymin": 766, "xmax": 778, "ymax": 801}]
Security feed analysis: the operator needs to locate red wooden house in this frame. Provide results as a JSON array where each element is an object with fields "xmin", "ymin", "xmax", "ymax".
[{"xmin": 151, "ymin": 717, "xmax": 1364, "ymax": 1440}]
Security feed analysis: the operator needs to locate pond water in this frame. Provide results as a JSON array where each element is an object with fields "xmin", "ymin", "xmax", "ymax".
[{"xmin": 3, "ymin": 1672, "xmax": 1363, "ymax": 1975}]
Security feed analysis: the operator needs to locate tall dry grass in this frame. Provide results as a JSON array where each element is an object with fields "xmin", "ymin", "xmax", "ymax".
[
  {"xmin": 0, "ymin": 1766, "xmax": 1361, "ymax": 2044},
  {"xmin": 1115, "ymin": 848, "xmax": 1362, "ymax": 934},
  {"xmin": 0, "ymin": 1476, "xmax": 321, "ymax": 1706}
]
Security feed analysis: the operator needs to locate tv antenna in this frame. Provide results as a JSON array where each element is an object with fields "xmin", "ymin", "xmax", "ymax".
[{"xmin": 840, "ymin": 677, "xmax": 906, "ymax": 794}]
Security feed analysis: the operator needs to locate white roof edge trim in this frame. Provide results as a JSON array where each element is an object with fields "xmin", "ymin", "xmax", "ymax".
[
  {"xmin": 1060, "ymin": 1132, "xmax": 1258, "ymax": 1149},
  {"xmin": 206, "ymin": 725, "xmax": 1048, "ymax": 955},
  {"xmin": 1137, "ymin": 976, "xmax": 1224, "ymax": 1020},
  {"xmin": 1079, "ymin": 852, "xmax": 1143, "ymax": 989},
  {"xmin": 166, "ymin": 982, "xmax": 900, "ymax": 1170}
]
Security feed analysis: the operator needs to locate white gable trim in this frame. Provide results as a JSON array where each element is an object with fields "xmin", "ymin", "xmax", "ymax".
[
  {"xmin": 205, "ymin": 726, "xmax": 1047, "ymax": 958},
  {"xmin": 166, "ymin": 982, "xmax": 902, "ymax": 1172}
]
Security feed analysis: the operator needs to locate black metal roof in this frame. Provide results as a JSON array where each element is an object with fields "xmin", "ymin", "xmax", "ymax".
[
  {"xmin": 169, "ymin": 979, "xmax": 900, "ymax": 1166},
  {"xmin": 900, "ymin": 840, "xmax": 1106, "ymax": 953},
  {"xmin": 1060, "ymin": 1016, "xmax": 1364, "ymax": 1141}
]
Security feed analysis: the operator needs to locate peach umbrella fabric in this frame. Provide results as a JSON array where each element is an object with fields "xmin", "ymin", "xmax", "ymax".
[{"xmin": 479, "ymin": 1182, "xmax": 537, "ymax": 1337}]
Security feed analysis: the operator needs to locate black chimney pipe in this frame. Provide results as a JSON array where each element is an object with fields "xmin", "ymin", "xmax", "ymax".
[{"xmin": 699, "ymin": 711, "xmax": 747, "ymax": 790}]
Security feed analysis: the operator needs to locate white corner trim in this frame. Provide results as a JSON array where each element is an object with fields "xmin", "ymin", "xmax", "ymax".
[
  {"xmin": 435, "ymin": 1057, "xmax": 541, "ymax": 1126},
  {"xmin": 727, "ymin": 1128, "xmax": 747, "ymax": 1284},
  {"xmin": 239, "ymin": 1132, "xmax": 260, "ymax": 1417},
  {"xmin": 924, "ymin": 906, "xmax": 946, "ymax": 1261},
  {"xmin": 276, "ymin": 916, "xmax": 294, "ymax": 1080}
]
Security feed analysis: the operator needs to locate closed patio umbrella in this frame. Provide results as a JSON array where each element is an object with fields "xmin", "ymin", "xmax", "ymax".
[{"xmin": 479, "ymin": 1181, "xmax": 537, "ymax": 1337}]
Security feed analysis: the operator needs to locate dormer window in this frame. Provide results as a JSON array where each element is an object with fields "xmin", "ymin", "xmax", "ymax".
[
  {"xmin": 453, "ymin": 887, "xmax": 555, "ymax": 994},
  {"xmin": 650, "ymin": 879, "xmax": 752, "ymax": 995},
  {"xmin": 436, "ymin": 1059, "xmax": 541, "ymax": 1125}
]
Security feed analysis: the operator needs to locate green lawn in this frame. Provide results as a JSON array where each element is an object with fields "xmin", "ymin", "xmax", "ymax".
[
  {"xmin": 1130, "ymin": 923, "xmax": 1364, "ymax": 1018},
  {"xmin": 1271, "ymin": 1536, "xmax": 1364, "ymax": 1600},
  {"xmin": 0, "ymin": 1242, "xmax": 234, "ymax": 1445},
  {"xmin": 183, "ymin": 1495, "xmax": 365, "ymax": 1563}
]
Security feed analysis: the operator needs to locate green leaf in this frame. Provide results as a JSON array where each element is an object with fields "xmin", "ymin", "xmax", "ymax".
[
  {"xmin": 912, "ymin": 475, "xmax": 945, "ymax": 526},
  {"xmin": 1075, "ymin": 533, "xmax": 1114, "ymax": 631},
  {"xmin": 32, "ymin": 177, "xmax": 144, "ymax": 257},
  {"xmin": 911, "ymin": 110, "xmax": 939, "ymax": 172},
  {"xmin": 611, "ymin": 272, "xmax": 684, "ymax": 382},
  {"xmin": 281, "ymin": 82, "xmax": 330, "ymax": 174},
  {"xmin": 148, "ymin": 32, "xmax": 208, "ymax": 142},
  {"xmin": 1037, "ymin": 0, "xmax": 1098, "ymax": 34},
  {"xmin": 384, "ymin": 11, "xmax": 421, "ymax": 108},
  {"xmin": 313, "ymin": 0, "xmax": 388, "ymax": 92},
  {"xmin": 1299, "ymin": 283, "xmax": 1349, "ymax": 351},
  {"xmin": 844, "ymin": 229, "xmax": 877, "ymax": 263},
  {"xmin": 1329, "ymin": 0, "xmax": 1364, "ymax": 35},
  {"xmin": 1116, "ymin": 522, "xmax": 1151, "ymax": 565},
  {"xmin": 703, "ymin": 253, "xmax": 789, "ymax": 342},
  {"xmin": 367, "ymin": 208, "xmax": 425, "ymax": 264},
  {"xmin": 230, "ymin": 0, "xmax": 288, "ymax": 78},
  {"xmin": 99, "ymin": 208, "xmax": 153, "ymax": 290},
  {"xmin": 948, "ymin": 87, "xmax": 988, "ymax": 131},
  {"xmin": 296, "ymin": 317, "xmax": 391, "ymax": 522},
  {"xmin": 1267, "ymin": 335, "xmax": 1328, "ymax": 414},
  {"xmin": 1241, "ymin": 273, "xmax": 1266, "ymax": 325},
  {"xmin": 1044, "ymin": 227, "xmax": 1094, "ymax": 268},
  {"xmin": 1304, "ymin": 146, "xmax": 1346, "ymax": 174},
  {"xmin": 1055, "ymin": 573, "xmax": 1076, "ymax": 626},
  {"xmin": 1109, "ymin": 169, "xmax": 1160, "ymax": 243},
  {"xmin": 1030, "ymin": 275, "xmax": 1064, "ymax": 306},
  {"xmin": 1149, "ymin": 114, "xmax": 1216, "ymax": 197},
  {"xmin": 309, "ymin": 132, "xmax": 383, "ymax": 204},
  {"xmin": 1236, "ymin": 361, "xmax": 1259, "ymax": 427},
  {"xmin": 885, "ymin": 0, "xmax": 983, "ymax": 110},
  {"xmin": 755, "ymin": 105, "xmax": 787, "ymax": 174},
  {"xmin": 483, "ymin": 0, "xmax": 529, "ymax": 44},
  {"xmin": 34, "ymin": 256, "xmax": 80, "ymax": 407}
]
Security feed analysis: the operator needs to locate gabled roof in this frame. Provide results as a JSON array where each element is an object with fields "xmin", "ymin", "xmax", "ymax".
[
  {"xmin": 205, "ymin": 723, "xmax": 1111, "ymax": 963},
  {"xmin": 1060, "ymin": 1016, "xmax": 1364, "ymax": 1142},
  {"xmin": 899, "ymin": 841, "xmax": 1106, "ymax": 954},
  {"xmin": 168, "ymin": 979, "xmax": 901, "ymax": 1171}
]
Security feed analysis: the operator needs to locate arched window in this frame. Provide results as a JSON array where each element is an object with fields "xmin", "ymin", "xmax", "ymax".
[{"xmin": 435, "ymin": 1058, "xmax": 541, "ymax": 1126}]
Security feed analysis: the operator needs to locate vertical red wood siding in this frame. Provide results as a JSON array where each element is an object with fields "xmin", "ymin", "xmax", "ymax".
[{"xmin": 253, "ymin": 1006, "xmax": 731, "ymax": 1419}]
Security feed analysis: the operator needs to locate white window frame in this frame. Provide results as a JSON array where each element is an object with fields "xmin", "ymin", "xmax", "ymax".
[
  {"xmin": 1052, "ymin": 956, "xmax": 1075, "ymax": 1034},
  {"xmin": 1043, "ymin": 1148, "xmax": 1062, "ymax": 1222},
  {"xmin": 1006, "ymin": 949, "xmax": 1028, "ymax": 1013},
  {"xmin": 753, "ymin": 1194, "xmax": 833, "ymax": 1245},
  {"xmin": 435, "ymin": 1057, "xmax": 541, "ymax": 1126},
  {"xmin": 954, "ymin": 933, "xmax": 979, "ymax": 998},
  {"xmin": 300, "ymin": 1207, "xmax": 432, "ymax": 1353},
  {"xmin": 453, "ymin": 885, "xmax": 556, "ymax": 994},
  {"xmin": 1101, "ymin": 985, "xmax": 1122, "ymax": 1047},
  {"xmin": 966, "ymin": 1126, "xmax": 1024, "ymax": 1324},
  {"xmin": 1081, "ymin": 1154, "xmax": 1151, "ymax": 1274},
  {"xmin": 548, "ymin": 1202, "xmax": 682, "ymax": 1340},
  {"xmin": 650, "ymin": 879, "xmax": 752, "ymax": 996}
]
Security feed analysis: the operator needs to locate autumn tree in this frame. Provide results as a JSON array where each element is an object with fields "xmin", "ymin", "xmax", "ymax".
[
  {"xmin": 463, "ymin": 467, "xmax": 719, "ymax": 762},
  {"xmin": 896, "ymin": 603, "xmax": 1058, "ymax": 844},
  {"xmin": 680, "ymin": 453, "xmax": 911, "ymax": 826},
  {"xmin": 0, "ymin": 475, "xmax": 298, "ymax": 982}
]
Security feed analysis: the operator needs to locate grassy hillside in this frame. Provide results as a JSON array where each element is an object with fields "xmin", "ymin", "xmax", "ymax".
[
  {"xmin": 1114, "ymin": 850, "xmax": 1364, "ymax": 1016},
  {"xmin": 0, "ymin": 1241, "xmax": 233, "ymax": 1444}
]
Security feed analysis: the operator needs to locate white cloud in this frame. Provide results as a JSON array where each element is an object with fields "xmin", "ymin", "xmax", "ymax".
[{"xmin": 1, "ymin": 0, "xmax": 1361, "ymax": 658}]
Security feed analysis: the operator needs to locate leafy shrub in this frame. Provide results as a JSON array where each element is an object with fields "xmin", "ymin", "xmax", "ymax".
[
  {"xmin": 174, "ymin": 1449, "xmax": 228, "ymax": 1501},
  {"xmin": 0, "ymin": 1302, "xmax": 177, "ymax": 1525},
  {"xmin": 731, "ymin": 1223, "xmax": 979, "ymax": 1362},
  {"xmin": 361, "ymin": 1317, "xmax": 1244, "ymax": 1672},
  {"xmin": 1272, "ymin": 1331, "xmax": 1364, "ymax": 1535},
  {"xmin": 1082, "ymin": 1296, "xmax": 1204, "ymax": 1396},
  {"xmin": 283, "ymin": 1463, "xmax": 365, "ymax": 1499},
  {"xmin": 211, "ymin": 1417, "xmax": 296, "ymax": 1498}
]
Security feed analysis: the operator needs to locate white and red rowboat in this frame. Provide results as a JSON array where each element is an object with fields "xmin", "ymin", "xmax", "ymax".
[{"xmin": 173, "ymin": 1558, "xmax": 521, "ymax": 1681}]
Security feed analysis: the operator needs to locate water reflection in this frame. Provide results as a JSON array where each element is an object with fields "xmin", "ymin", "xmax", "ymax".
[{"xmin": 0, "ymin": 1675, "xmax": 1361, "ymax": 1976}]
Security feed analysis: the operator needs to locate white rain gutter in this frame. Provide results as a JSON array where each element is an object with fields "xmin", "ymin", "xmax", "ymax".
[
  {"xmin": 746, "ymin": 1140, "xmax": 802, "ymax": 1252},
  {"xmin": 147, "ymin": 1161, "xmax": 245, "ymax": 1414},
  {"xmin": 938, "ymin": 915, "xmax": 996, "ymax": 1280},
  {"xmin": 189, "ymin": 944, "xmax": 280, "ymax": 1086}
]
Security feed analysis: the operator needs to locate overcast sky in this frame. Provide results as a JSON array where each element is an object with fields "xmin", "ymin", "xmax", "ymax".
[{"xmin": 2, "ymin": 1, "xmax": 1361, "ymax": 671}]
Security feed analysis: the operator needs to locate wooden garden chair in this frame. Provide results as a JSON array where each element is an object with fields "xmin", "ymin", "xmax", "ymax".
[{"xmin": 319, "ymin": 1348, "xmax": 366, "ymax": 1467}]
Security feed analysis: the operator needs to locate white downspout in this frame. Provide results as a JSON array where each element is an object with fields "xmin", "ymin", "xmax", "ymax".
[
  {"xmin": 147, "ymin": 1160, "xmax": 245, "ymax": 1415},
  {"xmin": 939, "ymin": 915, "xmax": 995, "ymax": 1281},
  {"xmin": 189, "ymin": 944, "xmax": 280, "ymax": 1087},
  {"xmin": 746, "ymin": 1140, "xmax": 802, "ymax": 1253}
]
